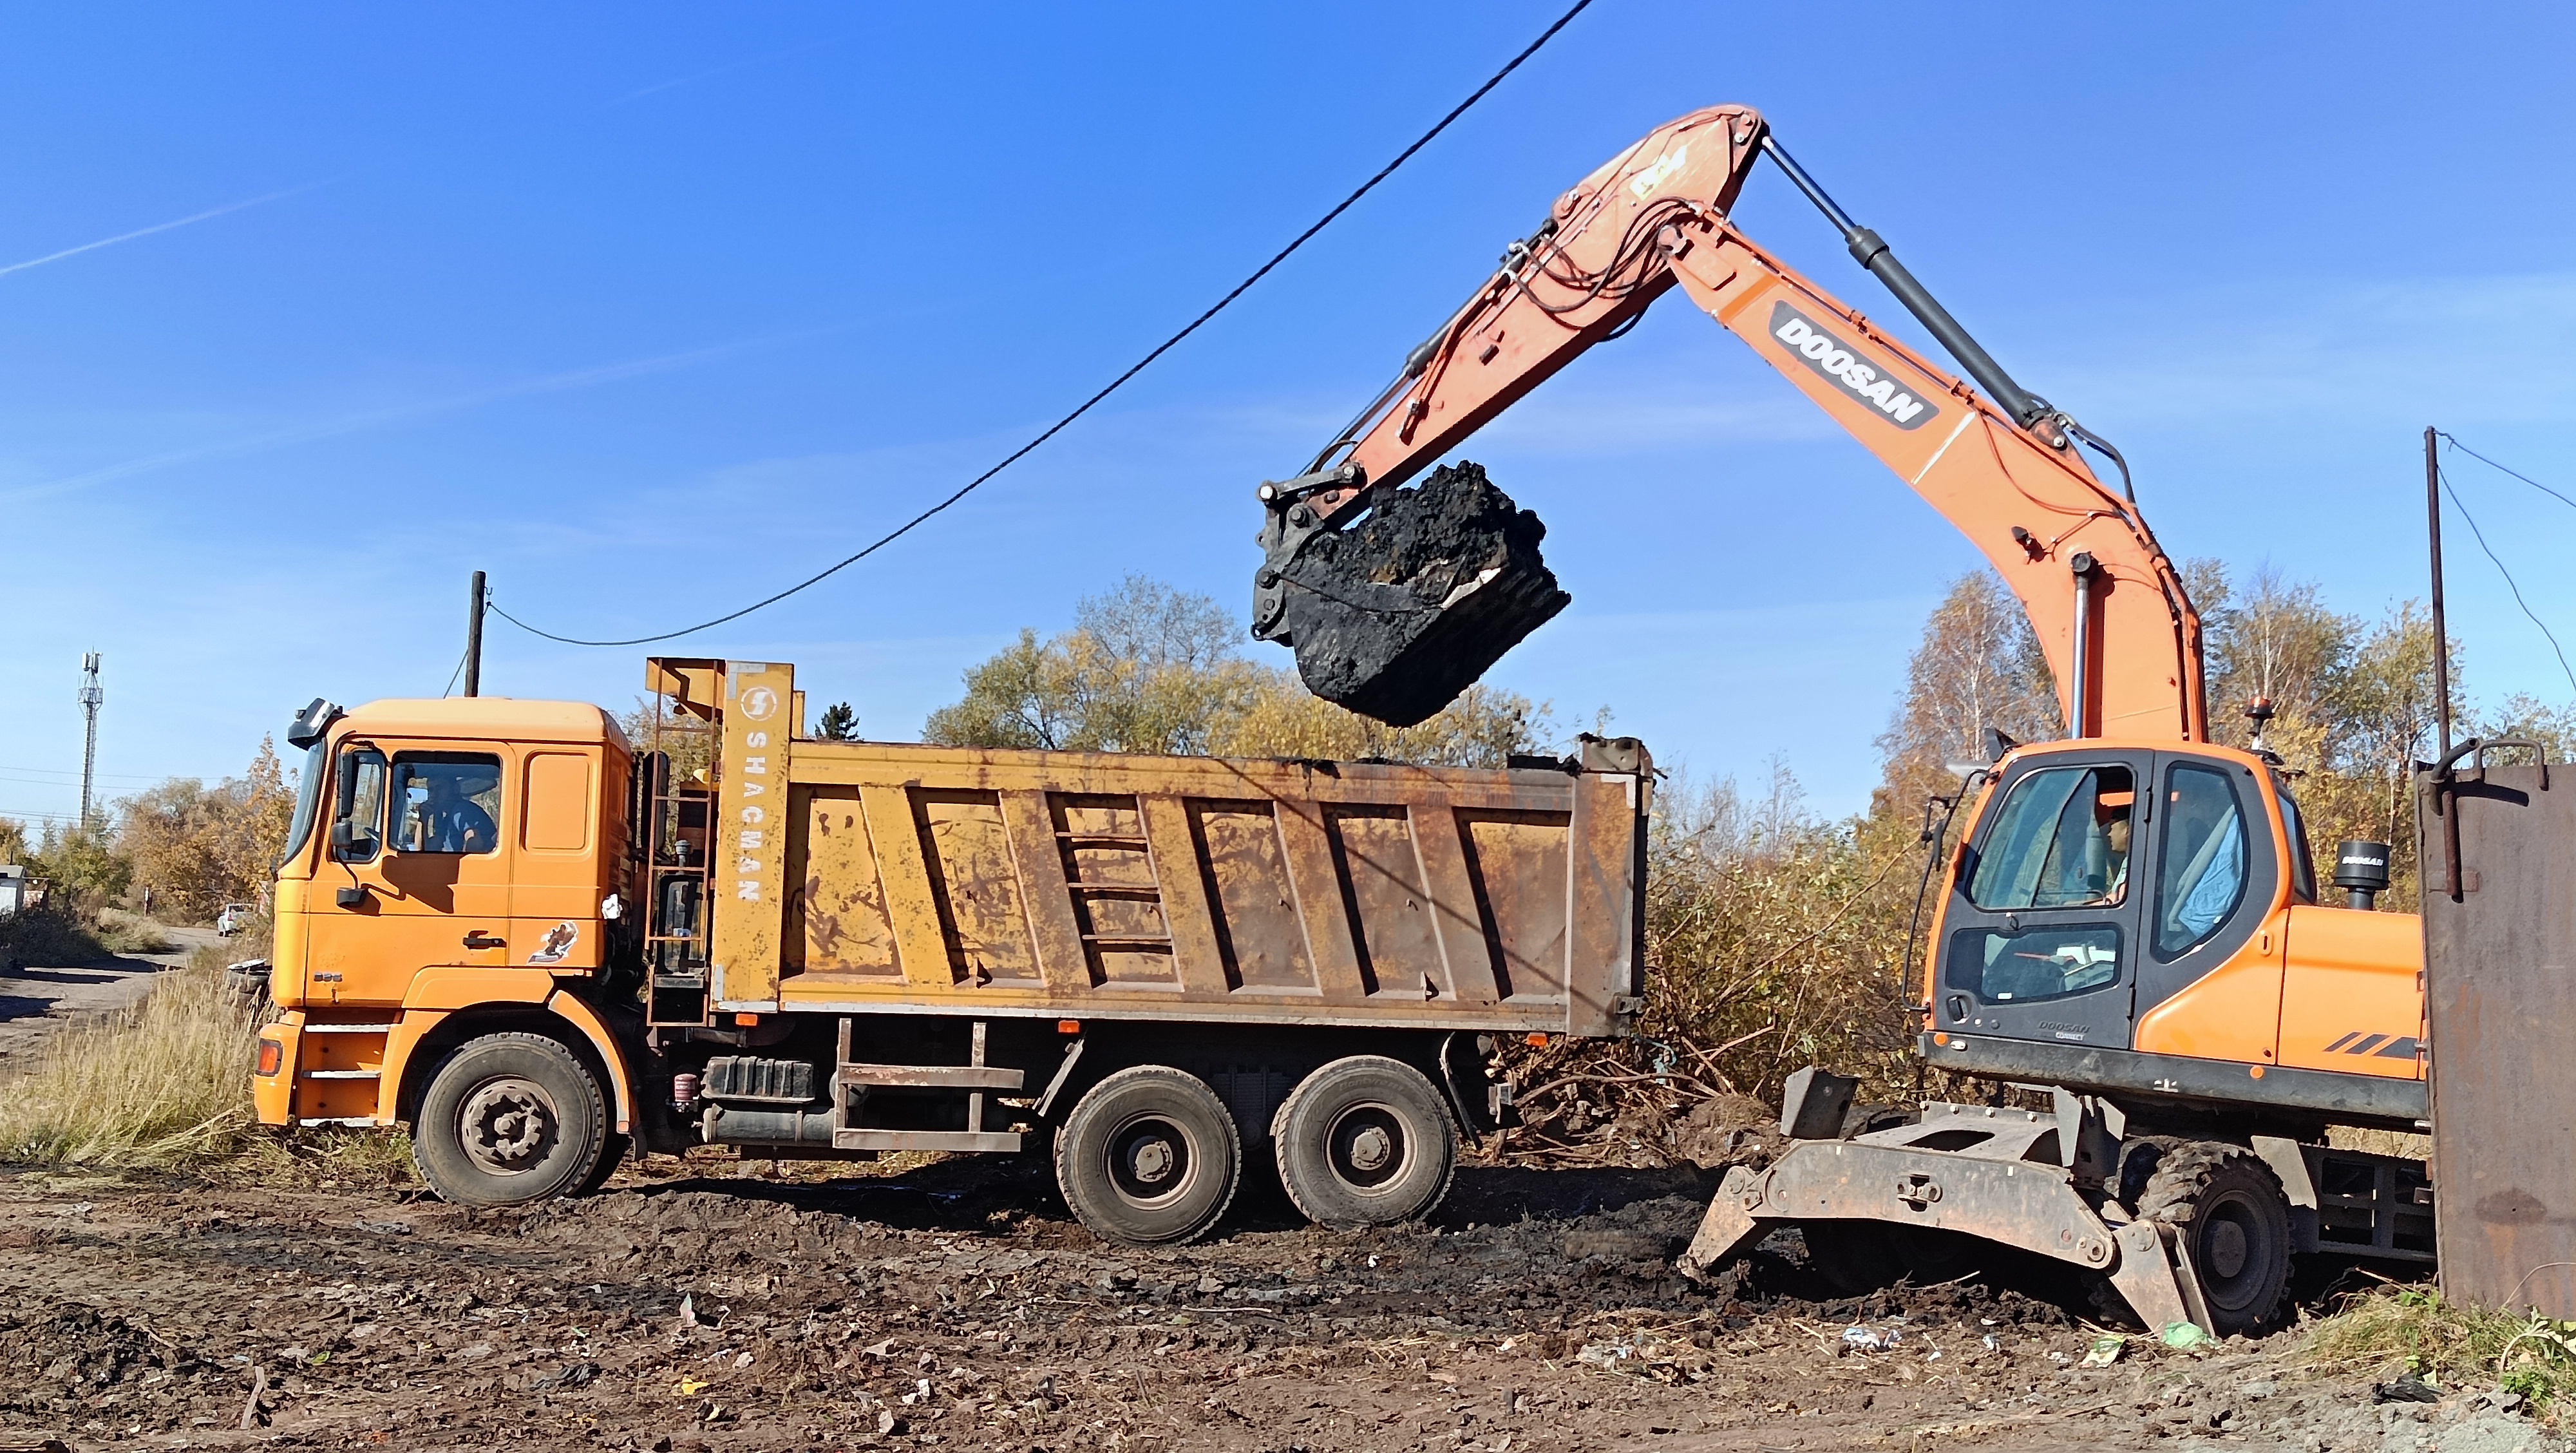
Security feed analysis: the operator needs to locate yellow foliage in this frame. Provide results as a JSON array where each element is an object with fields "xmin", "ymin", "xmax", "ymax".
[{"xmin": 111, "ymin": 736, "xmax": 295, "ymax": 922}]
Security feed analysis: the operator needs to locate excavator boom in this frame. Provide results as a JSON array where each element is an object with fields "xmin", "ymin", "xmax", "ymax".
[{"xmin": 1258, "ymin": 104, "xmax": 2208, "ymax": 743}]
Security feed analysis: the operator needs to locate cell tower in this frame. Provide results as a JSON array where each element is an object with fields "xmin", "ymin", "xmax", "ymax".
[{"xmin": 77, "ymin": 652, "xmax": 102, "ymax": 830}]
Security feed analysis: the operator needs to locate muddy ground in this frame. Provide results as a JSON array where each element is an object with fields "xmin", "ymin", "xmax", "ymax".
[{"xmin": 0, "ymin": 1148, "xmax": 2555, "ymax": 1453}]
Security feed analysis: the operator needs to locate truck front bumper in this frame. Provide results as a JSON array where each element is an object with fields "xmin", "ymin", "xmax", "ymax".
[{"xmin": 251, "ymin": 1016, "xmax": 301, "ymax": 1126}]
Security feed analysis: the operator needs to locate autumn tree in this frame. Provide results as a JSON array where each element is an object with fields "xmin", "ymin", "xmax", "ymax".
[
  {"xmin": 922, "ymin": 575, "xmax": 1551, "ymax": 768},
  {"xmin": 0, "ymin": 817, "xmax": 28, "ymax": 867},
  {"xmin": 113, "ymin": 736, "xmax": 297, "ymax": 921},
  {"xmin": 26, "ymin": 822, "xmax": 131, "ymax": 909},
  {"xmin": 1872, "ymin": 570, "xmax": 2059, "ymax": 819}
]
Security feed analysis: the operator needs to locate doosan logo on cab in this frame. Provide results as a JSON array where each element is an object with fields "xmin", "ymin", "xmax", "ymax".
[{"xmin": 1767, "ymin": 301, "xmax": 1937, "ymax": 430}]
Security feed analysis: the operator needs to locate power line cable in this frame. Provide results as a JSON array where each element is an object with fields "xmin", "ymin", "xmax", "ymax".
[
  {"xmin": 2440, "ymin": 432, "xmax": 2576, "ymax": 513},
  {"xmin": 442, "ymin": 641, "xmax": 471, "ymax": 698},
  {"xmin": 491, "ymin": 0, "xmax": 1596, "ymax": 649},
  {"xmin": 2437, "ymin": 462, "xmax": 2576, "ymax": 696}
]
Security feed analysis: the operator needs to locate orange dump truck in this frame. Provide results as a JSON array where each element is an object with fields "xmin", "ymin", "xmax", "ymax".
[{"xmin": 253, "ymin": 657, "xmax": 1650, "ymax": 1242}]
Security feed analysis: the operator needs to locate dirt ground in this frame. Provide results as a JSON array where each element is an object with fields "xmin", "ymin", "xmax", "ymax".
[{"xmin": 0, "ymin": 1147, "xmax": 2558, "ymax": 1453}]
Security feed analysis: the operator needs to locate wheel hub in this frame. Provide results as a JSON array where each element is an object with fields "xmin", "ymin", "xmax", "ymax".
[
  {"xmin": 460, "ymin": 1076, "xmax": 558, "ymax": 1175},
  {"xmin": 2206, "ymin": 1217, "xmax": 2249, "ymax": 1280},
  {"xmin": 1347, "ymin": 1125, "xmax": 1394, "ymax": 1173},
  {"xmin": 1327, "ymin": 1104, "xmax": 1407, "ymax": 1188},
  {"xmin": 1128, "ymin": 1136, "xmax": 1176, "ymax": 1186},
  {"xmin": 1108, "ymin": 1116, "xmax": 1193, "ymax": 1206}
]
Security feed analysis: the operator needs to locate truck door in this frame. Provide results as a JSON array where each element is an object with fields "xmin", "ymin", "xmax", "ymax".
[
  {"xmin": 1933, "ymin": 753, "xmax": 2151, "ymax": 1050},
  {"xmin": 307, "ymin": 741, "xmax": 515, "ymax": 1003}
]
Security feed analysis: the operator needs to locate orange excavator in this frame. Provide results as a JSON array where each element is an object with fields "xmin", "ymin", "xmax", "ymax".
[{"xmin": 1256, "ymin": 104, "xmax": 2429, "ymax": 1334}]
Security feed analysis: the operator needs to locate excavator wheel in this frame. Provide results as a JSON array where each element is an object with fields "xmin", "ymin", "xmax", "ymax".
[
  {"xmin": 1273, "ymin": 462, "xmax": 1569, "ymax": 727},
  {"xmin": 2120, "ymin": 1139, "xmax": 2295, "ymax": 1336}
]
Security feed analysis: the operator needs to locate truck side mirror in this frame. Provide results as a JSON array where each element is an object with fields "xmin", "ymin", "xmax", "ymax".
[{"xmin": 331, "ymin": 821, "xmax": 354, "ymax": 851}]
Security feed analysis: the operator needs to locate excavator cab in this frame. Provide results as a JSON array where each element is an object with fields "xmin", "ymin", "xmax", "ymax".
[
  {"xmin": 1933, "ymin": 744, "xmax": 2280, "ymax": 1057},
  {"xmin": 1923, "ymin": 740, "xmax": 2422, "ymax": 1130}
]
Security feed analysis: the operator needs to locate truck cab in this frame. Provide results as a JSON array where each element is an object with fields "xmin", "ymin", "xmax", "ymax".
[{"xmin": 255, "ymin": 697, "xmax": 636, "ymax": 1132}]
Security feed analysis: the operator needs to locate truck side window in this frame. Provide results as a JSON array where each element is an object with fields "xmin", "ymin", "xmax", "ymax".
[
  {"xmin": 331, "ymin": 748, "xmax": 387, "ymax": 864},
  {"xmin": 1967, "ymin": 765, "xmax": 2136, "ymax": 910},
  {"xmin": 2156, "ymin": 764, "xmax": 2249, "ymax": 957},
  {"xmin": 390, "ymin": 752, "xmax": 504, "ymax": 855}
]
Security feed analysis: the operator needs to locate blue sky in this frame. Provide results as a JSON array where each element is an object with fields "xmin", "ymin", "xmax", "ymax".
[{"xmin": 5, "ymin": 3, "xmax": 2573, "ymax": 826}]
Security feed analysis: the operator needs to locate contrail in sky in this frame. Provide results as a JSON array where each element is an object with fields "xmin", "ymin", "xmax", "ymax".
[
  {"xmin": 600, "ymin": 34, "xmax": 853, "ymax": 109},
  {"xmin": 0, "ymin": 328, "xmax": 838, "ymax": 504},
  {"xmin": 0, "ymin": 182, "xmax": 328, "ymax": 280}
]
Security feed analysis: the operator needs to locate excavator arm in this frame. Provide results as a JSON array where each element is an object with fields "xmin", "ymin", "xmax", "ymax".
[{"xmin": 1257, "ymin": 104, "xmax": 2207, "ymax": 743}]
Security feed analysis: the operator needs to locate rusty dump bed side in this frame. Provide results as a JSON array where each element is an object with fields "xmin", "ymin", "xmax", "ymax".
[{"xmin": 670, "ymin": 661, "xmax": 1650, "ymax": 1038}]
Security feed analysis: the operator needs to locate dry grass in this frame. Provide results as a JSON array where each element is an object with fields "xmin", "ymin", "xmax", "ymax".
[
  {"xmin": 2329, "ymin": 1126, "xmax": 2434, "ymax": 1159},
  {"xmin": 0, "ymin": 904, "xmax": 109, "ymax": 966},
  {"xmin": 2306, "ymin": 1284, "xmax": 2576, "ymax": 1410},
  {"xmin": 0, "ymin": 947, "xmax": 419, "ymax": 1187},
  {"xmin": 223, "ymin": 1125, "xmax": 419, "ymax": 1191},
  {"xmin": 90, "ymin": 907, "xmax": 176, "ymax": 956},
  {"xmin": 0, "ymin": 961, "xmax": 264, "ymax": 1167}
]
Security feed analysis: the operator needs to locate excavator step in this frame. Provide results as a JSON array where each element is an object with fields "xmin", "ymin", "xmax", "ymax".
[{"xmin": 1275, "ymin": 461, "xmax": 1568, "ymax": 727}]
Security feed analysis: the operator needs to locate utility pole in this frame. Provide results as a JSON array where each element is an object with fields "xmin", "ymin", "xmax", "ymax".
[
  {"xmin": 464, "ymin": 570, "xmax": 487, "ymax": 698},
  {"xmin": 77, "ymin": 652, "xmax": 102, "ymax": 831},
  {"xmin": 2427, "ymin": 427, "xmax": 2452, "ymax": 759}
]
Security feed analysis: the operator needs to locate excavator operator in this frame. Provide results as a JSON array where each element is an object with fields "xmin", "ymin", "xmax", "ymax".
[{"xmin": 2086, "ymin": 798, "xmax": 2134, "ymax": 907}]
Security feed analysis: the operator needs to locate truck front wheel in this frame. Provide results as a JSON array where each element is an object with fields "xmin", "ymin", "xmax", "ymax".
[
  {"xmin": 413, "ymin": 1032, "xmax": 609, "ymax": 1207},
  {"xmin": 1055, "ymin": 1065, "xmax": 1242, "ymax": 1246},
  {"xmin": 1273, "ymin": 1055, "xmax": 1457, "ymax": 1230}
]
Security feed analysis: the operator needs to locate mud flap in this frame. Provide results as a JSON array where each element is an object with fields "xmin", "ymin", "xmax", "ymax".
[{"xmin": 1259, "ymin": 462, "xmax": 1568, "ymax": 728}]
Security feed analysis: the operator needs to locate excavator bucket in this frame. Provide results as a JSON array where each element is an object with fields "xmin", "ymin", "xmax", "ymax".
[{"xmin": 1270, "ymin": 462, "xmax": 1569, "ymax": 728}]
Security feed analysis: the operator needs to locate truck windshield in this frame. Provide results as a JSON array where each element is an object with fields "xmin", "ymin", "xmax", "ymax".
[{"xmin": 278, "ymin": 739, "xmax": 328, "ymax": 869}]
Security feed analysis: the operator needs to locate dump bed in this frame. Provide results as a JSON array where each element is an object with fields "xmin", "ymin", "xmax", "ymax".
[{"xmin": 654, "ymin": 660, "xmax": 1649, "ymax": 1038}]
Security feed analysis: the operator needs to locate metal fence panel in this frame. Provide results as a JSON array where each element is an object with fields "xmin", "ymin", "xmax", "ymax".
[{"xmin": 2419, "ymin": 763, "xmax": 2576, "ymax": 1315}]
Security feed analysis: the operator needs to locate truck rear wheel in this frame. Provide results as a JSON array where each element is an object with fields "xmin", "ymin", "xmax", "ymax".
[
  {"xmin": 413, "ymin": 1032, "xmax": 609, "ymax": 1208},
  {"xmin": 1272, "ymin": 1056, "xmax": 1457, "ymax": 1229},
  {"xmin": 1055, "ymin": 1065, "xmax": 1242, "ymax": 1246},
  {"xmin": 2126, "ymin": 1139, "xmax": 2293, "ymax": 1336}
]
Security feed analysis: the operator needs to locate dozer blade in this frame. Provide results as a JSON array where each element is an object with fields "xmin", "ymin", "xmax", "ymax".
[{"xmin": 1272, "ymin": 462, "xmax": 1569, "ymax": 728}]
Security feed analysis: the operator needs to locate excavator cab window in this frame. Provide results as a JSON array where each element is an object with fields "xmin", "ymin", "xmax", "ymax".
[
  {"xmin": 2152, "ymin": 765, "xmax": 2248, "ymax": 958},
  {"xmin": 1937, "ymin": 752, "xmax": 2152, "ymax": 1048},
  {"xmin": 1966, "ymin": 765, "xmax": 2136, "ymax": 910},
  {"xmin": 2276, "ymin": 780, "xmax": 2319, "ymax": 904}
]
